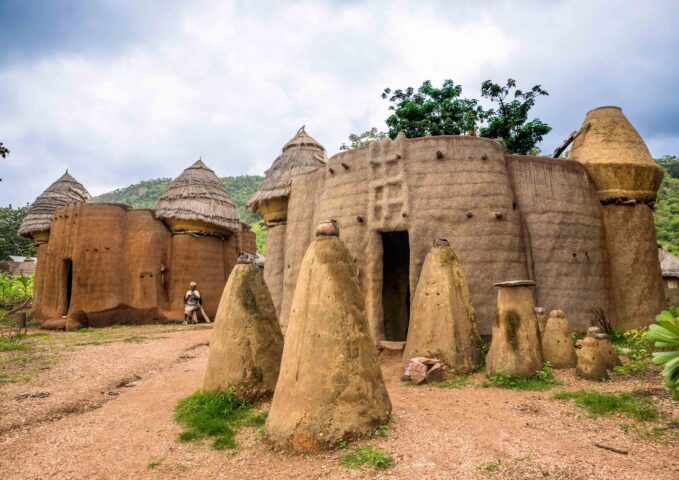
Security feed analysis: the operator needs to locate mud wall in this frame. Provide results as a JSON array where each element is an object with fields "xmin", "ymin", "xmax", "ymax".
[
  {"xmin": 506, "ymin": 156, "xmax": 612, "ymax": 330},
  {"xmin": 281, "ymin": 135, "xmax": 529, "ymax": 337},
  {"xmin": 279, "ymin": 168, "xmax": 326, "ymax": 331},
  {"xmin": 601, "ymin": 204, "xmax": 665, "ymax": 329},
  {"xmin": 263, "ymin": 224, "xmax": 287, "ymax": 317},
  {"xmin": 31, "ymin": 203, "xmax": 253, "ymax": 325}
]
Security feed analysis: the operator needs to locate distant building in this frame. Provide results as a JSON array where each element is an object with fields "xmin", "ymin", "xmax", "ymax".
[
  {"xmin": 0, "ymin": 256, "xmax": 37, "ymax": 275},
  {"xmin": 20, "ymin": 161, "xmax": 256, "ymax": 328},
  {"xmin": 659, "ymin": 246, "xmax": 679, "ymax": 306}
]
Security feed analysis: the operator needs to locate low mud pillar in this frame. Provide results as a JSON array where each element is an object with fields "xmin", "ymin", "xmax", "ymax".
[
  {"xmin": 486, "ymin": 280, "xmax": 543, "ymax": 377},
  {"xmin": 203, "ymin": 254, "xmax": 283, "ymax": 400},
  {"xmin": 265, "ymin": 221, "xmax": 391, "ymax": 452},
  {"xmin": 403, "ymin": 238, "xmax": 482, "ymax": 373},
  {"xmin": 541, "ymin": 310, "xmax": 577, "ymax": 369}
]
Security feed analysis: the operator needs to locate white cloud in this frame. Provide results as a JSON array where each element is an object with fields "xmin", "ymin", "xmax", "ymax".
[{"xmin": 1, "ymin": 0, "xmax": 677, "ymax": 206}]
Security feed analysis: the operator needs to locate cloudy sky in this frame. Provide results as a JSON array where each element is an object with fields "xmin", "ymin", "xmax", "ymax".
[{"xmin": 1, "ymin": 0, "xmax": 678, "ymax": 206}]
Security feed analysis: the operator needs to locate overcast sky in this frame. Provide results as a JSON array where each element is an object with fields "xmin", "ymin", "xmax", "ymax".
[{"xmin": 1, "ymin": 0, "xmax": 678, "ymax": 206}]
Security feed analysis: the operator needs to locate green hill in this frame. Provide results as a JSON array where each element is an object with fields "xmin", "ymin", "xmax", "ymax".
[
  {"xmin": 655, "ymin": 156, "xmax": 679, "ymax": 255},
  {"xmin": 95, "ymin": 175, "xmax": 268, "ymax": 253}
]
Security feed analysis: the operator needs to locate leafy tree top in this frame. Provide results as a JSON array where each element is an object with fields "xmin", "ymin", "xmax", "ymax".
[
  {"xmin": 479, "ymin": 79, "xmax": 551, "ymax": 155},
  {"xmin": 378, "ymin": 78, "xmax": 551, "ymax": 155},
  {"xmin": 382, "ymin": 80, "xmax": 483, "ymax": 139}
]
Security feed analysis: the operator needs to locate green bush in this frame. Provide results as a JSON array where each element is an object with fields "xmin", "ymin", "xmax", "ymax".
[
  {"xmin": 551, "ymin": 390, "xmax": 659, "ymax": 421},
  {"xmin": 0, "ymin": 273, "xmax": 33, "ymax": 305},
  {"xmin": 338, "ymin": 446, "xmax": 394, "ymax": 469}
]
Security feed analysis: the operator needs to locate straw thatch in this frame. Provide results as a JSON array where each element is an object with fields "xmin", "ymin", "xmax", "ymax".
[
  {"xmin": 246, "ymin": 126, "xmax": 326, "ymax": 210},
  {"xmin": 155, "ymin": 159, "xmax": 241, "ymax": 233},
  {"xmin": 18, "ymin": 171, "xmax": 91, "ymax": 238},
  {"xmin": 659, "ymin": 246, "xmax": 679, "ymax": 279}
]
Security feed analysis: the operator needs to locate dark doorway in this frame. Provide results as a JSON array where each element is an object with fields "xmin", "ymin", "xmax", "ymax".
[
  {"xmin": 62, "ymin": 259, "xmax": 73, "ymax": 315},
  {"xmin": 381, "ymin": 231, "xmax": 410, "ymax": 341}
]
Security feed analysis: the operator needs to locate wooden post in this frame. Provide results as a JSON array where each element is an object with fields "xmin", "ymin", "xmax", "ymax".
[{"xmin": 14, "ymin": 312, "xmax": 27, "ymax": 329}]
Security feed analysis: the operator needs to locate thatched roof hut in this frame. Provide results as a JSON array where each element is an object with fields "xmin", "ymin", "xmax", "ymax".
[
  {"xmin": 155, "ymin": 159, "xmax": 241, "ymax": 234},
  {"xmin": 659, "ymin": 246, "xmax": 679, "ymax": 279},
  {"xmin": 18, "ymin": 171, "xmax": 91, "ymax": 241},
  {"xmin": 246, "ymin": 126, "xmax": 326, "ymax": 213}
]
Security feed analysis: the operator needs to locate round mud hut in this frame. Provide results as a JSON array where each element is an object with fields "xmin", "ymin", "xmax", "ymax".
[
  {"xmin": 18, "ymin": 170, "xmax": 91, "ymax": 243},
  {"xmin": 246, "ymin": 126, "xmax": 326, "ymax": 316},
  {"xmin": 155, "ymin": 159, "xmax": 243, "ymax": 316}
]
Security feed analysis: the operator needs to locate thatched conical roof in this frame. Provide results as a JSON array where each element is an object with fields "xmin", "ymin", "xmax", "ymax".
[
  {"xmin": 246, "ymin": 126, "xmax": 326, "ymax": 210},
  {"xmin": 659, "ymin": 246, "xmax": 679, "ymax": 279},
  {"xmin": 18, "ymin": 171, "xmax": 91, "ymax": 238},
  {"xmin": 155, "ymin": 159, "xmax": 241, "ymax": 233}
]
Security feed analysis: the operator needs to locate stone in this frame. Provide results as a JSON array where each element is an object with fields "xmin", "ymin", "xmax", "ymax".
[
  {"xmin": 486, "ymin": 281, "xmax": 543, "ymax": 377},
  {"xmin": 265, "ymin": 225, "xmax": 391, "ymax": 452},
  {"xmin": 541, "ymin": 311, "xmax": 577, "ymax": 369},
  {"xmin": 203, "ymin": 261, "xmax": 283, "ymax": 400},
  {"xmin": 403, "ymin": 241, "xmax": 483, "ymax": 374},
  {"xmin": 425, "ymin": 363, "xmax": 447, "ymax": 383},
  {"xmin": 586, "ymin": 326, "xmax": 601, "ymax": 338},
  {"xmin": 576, "ymin": 337, "xmax": 609, "ymax": 380},
  {"xmin": 405, "ymin": 360, "xmax": 428, "ymax": 385}
]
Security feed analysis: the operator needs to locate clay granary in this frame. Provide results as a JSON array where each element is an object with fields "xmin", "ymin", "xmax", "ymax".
[
  {"xmin": 21, "ymin": 160, "xmax": 256, "ymax": 327},
  {"xmin": 250, "ymin": 107, "xmax": 666, "ymax": 339}
]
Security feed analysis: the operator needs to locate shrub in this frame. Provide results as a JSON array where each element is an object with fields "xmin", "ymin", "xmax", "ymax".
[
  {"xmin": 551, "ymin": 390, "xmax": 659, "ymax": 421},
  {"xmin": 338, "ymin": 446, "xmax": 394, "ymax": 469}
]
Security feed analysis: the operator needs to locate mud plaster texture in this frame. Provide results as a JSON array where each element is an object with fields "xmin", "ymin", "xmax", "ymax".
[
  {"xmin": 402, "ymin": 243, "xmax": 483, "ymax": 373},
  {"xmin": 576, "ymin": 337, "xmax": 609, "ymax": 381},
  {"xmin": 263, "ymin": 120, "xmax": 665, "ymax": 337},
  {"xmin": 265, "ymin": 234, "xmax": 392, "ymax": 452},
  {"xmin": 486, "ymin": 285, "xmax": 543, "ymax": 377},
  {"xmin": 540, "ymin": 312, "xmax": 577, "ymax": 369},
  {"xmin": 203, "ymin": 262, "xmax": 283, "ymax": 400},
  {"xmin": 31, "ymin": 203, "xmax": 256, "ymax": 326}
]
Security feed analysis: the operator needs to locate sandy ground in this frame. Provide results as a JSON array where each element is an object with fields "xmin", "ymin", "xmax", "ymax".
[{"xmin": 1, "ymin": 326, "xmax": 678, "ymax": 480}]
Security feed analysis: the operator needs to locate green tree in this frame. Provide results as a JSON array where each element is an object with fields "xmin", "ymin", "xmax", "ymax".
[
  {"xmin": 381, "ymin": 79, "xmax": 484, "ymax": 139},
  {"xmin": 0, "ymin": 205, "xmax": 37, "ymax": 259},
  {"xmin": 339, "ymin": 128, "xmax": 386, "ymax": 150},
  {"xmin": 479, "ymin": 79, "xmax": 552, "ymax": 155},
  {"xmin": 655, "ymin": 158, "xmax": 679, "ymax": 255},
  {"xmin": 657, "ymin": 155, "xmax": 679, "ymax": 180}
]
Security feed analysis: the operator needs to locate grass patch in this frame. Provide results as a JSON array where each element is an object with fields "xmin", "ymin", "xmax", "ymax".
[
  {"xmin": 174, "ymin": 387, "xmax": 253, "ymax": 450},
  {"xmin": 484, "ymin": 364, "xmax": 563, "ymax": 391},
  {"xmin": 122, "ymin": 335, "xmax": 148, "ymax": 344},
  {"xmin": 433, "ymin": 376, "xmax": 470, "ymax": 389},
  {"xmin": 147, "ymin": 459, "xmax": 163, "ymax": 469},
  {"xmin": 551, "ymin": 389, "xmax": 659, "ymax": 421},
  {"xmin": 376, "ymin": 425, "xmax": 389, "ymax": 437},
  {"xmin": 338, "ymin": 445, "xmax": 394, "ymax": 470},
  {"xmin": 0, "ymin": 332, "xmax": 48, "ymax": 352},
  {"xmin": 478, "ymin": 460, "xmax": 501, "ymax": 473}
]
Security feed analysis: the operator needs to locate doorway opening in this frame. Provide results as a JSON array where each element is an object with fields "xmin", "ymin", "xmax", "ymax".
[
  {"xmin": 381, "ymin": 231, "xmax": 410, "ymax": 341},
  {"xmin": 62, "ymin": 259, "xmax": 73, "ymax": 315}
]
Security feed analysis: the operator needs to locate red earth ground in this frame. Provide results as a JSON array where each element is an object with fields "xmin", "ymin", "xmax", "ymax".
[{"xmin": 0, "ymin": 325, "xmax": 677, "ymax": 479}]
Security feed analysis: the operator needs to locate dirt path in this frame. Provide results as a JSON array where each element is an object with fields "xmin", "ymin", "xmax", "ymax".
[{"xmin": 1, "ymin": 329, "xmax": 678, "ymax": 479}]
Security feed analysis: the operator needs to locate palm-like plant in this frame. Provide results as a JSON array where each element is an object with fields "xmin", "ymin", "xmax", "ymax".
[{"xmin": 646, "ymin": 308, "xmax": 679, "ymax": 400}]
